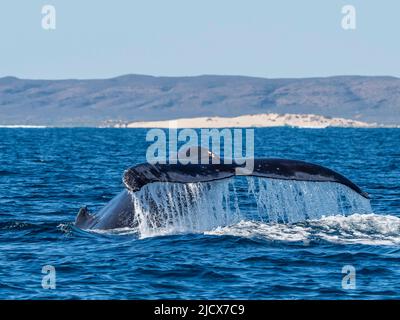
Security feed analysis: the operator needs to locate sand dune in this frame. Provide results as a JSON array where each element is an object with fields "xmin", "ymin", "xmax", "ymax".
[{"xmin": 113, "ymin": 113, "xmax": 377, "ymax": 129}]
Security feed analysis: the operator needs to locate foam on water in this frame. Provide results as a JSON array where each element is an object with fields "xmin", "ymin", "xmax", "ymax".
[
  {"xmin": 127, "ymin": 177, "xmax": 373, "ymax": 239},
  {"xmin": 206, "ymin": 214, "xmax": 400, "ymax": 246}
]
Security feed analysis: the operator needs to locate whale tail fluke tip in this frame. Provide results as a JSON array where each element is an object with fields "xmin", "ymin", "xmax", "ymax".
[{"xmin": 75, "ymin": 206, "xmax": 96, "ymax": 229}]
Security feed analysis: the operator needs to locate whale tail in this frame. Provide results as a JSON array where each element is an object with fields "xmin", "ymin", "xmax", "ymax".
[
  {"xmin": 74, "ymin": 149, "xmax": 370, "ymax": 232},
  {"xmin": 123, "ymin": 158, "xmax": 369, "ymax": 199}
]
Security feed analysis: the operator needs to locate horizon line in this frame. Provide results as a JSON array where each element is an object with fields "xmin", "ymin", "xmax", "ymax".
[{"xmin": 0, "ymin": 74, "xmax": 399, "ymax": 82}]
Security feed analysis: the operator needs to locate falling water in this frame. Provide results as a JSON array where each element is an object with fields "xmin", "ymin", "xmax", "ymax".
[
  {"xmin": 130, "ymin": 179, "xmax": 241, "ymax": 237},
  {"xmin": 129, "ymin": 177, "xmax": 372, "ymax": 238},
  {"xmin": 247, "ymin": 177, "xmax": 372, "ymax": 223}
]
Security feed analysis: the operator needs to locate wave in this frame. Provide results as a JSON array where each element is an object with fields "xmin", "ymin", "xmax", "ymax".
[
  {"xmin": 86, "ymin": 213, "xmax": 400, "ymax": 246},
  {"xmin": 206, "ymin": 214, "xmax": 400, "ymax": 246}
]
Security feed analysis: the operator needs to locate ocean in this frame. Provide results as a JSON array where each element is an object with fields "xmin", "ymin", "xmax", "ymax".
[{"xmin": 0, "ymin": 127, "xmax": 399, "ymax": 299}]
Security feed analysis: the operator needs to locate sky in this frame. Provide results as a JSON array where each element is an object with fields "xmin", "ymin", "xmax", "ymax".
[{"xmin": 0, "ymin": 0, "xmax": 399, "ymax": 79}]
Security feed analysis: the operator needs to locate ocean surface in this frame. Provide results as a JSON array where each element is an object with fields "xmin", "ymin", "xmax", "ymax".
[{"xmin": 0, "ymin": 128, "xmax": 399, "ymax": 299}]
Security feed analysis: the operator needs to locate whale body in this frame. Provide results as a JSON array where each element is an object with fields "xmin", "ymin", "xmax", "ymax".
[{"xmin": 74, "ymin": 158, "xmax": 369, "ymax": 230}]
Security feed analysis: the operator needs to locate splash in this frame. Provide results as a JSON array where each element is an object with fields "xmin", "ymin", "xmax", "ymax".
[
  {"xmin": 130, "ymin": 179, "xmax": 241, "ymax": 238},
  {"xmin": 206, "ymin": 214, "xmax": 400, "ymax": 246},
  {"xmin": 247, "ymin": 178, "xmax": 372, "ymax": 223},
  {"xmin": 128, "ymin": 177, "xmax": 372, "ymax": 238}
]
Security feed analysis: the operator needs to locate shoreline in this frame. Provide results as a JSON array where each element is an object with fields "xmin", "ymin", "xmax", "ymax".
[
  {"xmin": 110, "ymin": 113, "xmax": 393, "ymax": 129},
  {"xmin": 2, "ymin": 113, "xmax": 400, "ymax": 129},
  {"xmin": 0, "ymin": 125, "xmax": 47, "ymax": 128}
]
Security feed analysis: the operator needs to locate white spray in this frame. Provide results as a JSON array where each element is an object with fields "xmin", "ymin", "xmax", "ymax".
[{"xmin": 129, "ymin": 178, "xmax": 372, "ymax": 238}]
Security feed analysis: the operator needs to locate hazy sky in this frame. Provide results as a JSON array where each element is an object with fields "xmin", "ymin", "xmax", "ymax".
[{"xmin": 0, "ymin": 0, "xmax": 399, "ymax": 79}]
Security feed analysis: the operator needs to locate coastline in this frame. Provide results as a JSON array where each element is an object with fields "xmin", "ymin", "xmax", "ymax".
[
  {"xmin": 2, "ymin": 113, "xmax": 400, "ymax": 129},
  {"xmin": 110, "ymin": 113, "xmax": 385, "ymax": 129},
  {"xmin": 0, "ymin": 125, "xmax": 47, "ymax": 128}
]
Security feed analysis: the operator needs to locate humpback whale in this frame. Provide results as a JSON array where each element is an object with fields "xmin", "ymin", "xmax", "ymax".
[{"xmin": 74, "ymin": 149, "xmax": 369, "ymax": 231}]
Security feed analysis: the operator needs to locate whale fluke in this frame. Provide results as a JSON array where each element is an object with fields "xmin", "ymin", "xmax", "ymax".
[
  {"xmin": 75, "ymin": 206, "xmax": 96, "ymax": 229},
  {"xmin": 75, "ymin": 154, "xmax": 370, "ymax": 231},
  {"xmin": 123, "ymin": 159, "xmax": 369, "ymax": 199}
]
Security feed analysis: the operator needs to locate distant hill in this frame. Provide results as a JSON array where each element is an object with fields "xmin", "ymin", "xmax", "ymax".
[{"xmin": 0, "ymin": 75, "xmax": 399, "ymax": 126}]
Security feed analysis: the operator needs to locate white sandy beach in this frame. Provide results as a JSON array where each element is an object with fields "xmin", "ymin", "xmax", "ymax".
[
  {"xmin": 0, "ymin": 125, "xmax": 47, "ymax": 128},
  {"xmin": 113, "ymin": 113, "xmax": 377, "ymax": 129}
]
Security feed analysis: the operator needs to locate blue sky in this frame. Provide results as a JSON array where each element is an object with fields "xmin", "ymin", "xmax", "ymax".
[{"xmin": 0, "ymin": 0, "xmax": 399, "ymax": 79}]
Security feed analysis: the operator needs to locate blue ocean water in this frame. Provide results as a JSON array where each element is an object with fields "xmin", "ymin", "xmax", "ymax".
[{"xmin": 0, "ymin": 127, "xmax": 399, "ymax": 299}]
